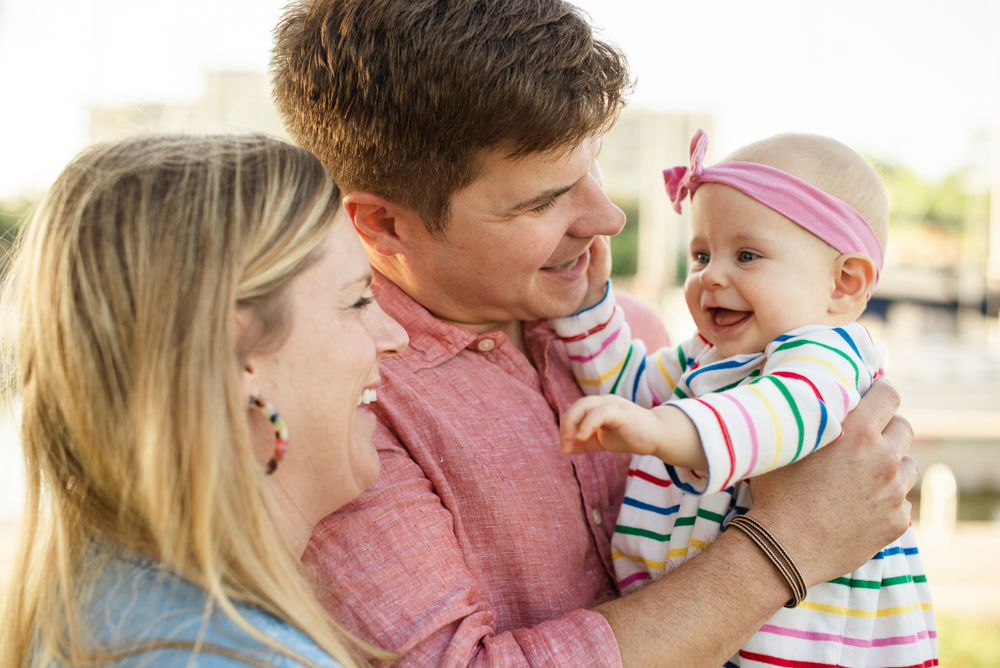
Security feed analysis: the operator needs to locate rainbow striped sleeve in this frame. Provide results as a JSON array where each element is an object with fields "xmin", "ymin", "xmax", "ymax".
[
  {"xmin": 552, "ymin": 284, "xmax": 704, "ymax": 408},
  {"xmin": 666, "ymin": 323, "xmax": 882, "ymax": 495}
]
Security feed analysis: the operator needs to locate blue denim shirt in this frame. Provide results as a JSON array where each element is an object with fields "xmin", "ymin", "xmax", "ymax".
[{"xmin": 37, "ymin": 544, "xmax": 343, "ymax": 668}]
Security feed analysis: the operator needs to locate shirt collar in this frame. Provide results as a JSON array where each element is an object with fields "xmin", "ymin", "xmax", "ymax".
[{"xmin": 372, "ymin": 271, "xmax": 557, "ymax": 372}]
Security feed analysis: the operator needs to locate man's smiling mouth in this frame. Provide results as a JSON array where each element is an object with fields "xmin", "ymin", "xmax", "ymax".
[{"xmin": 542, "ymin": 247, "xmax": 589, "ymax": 272}]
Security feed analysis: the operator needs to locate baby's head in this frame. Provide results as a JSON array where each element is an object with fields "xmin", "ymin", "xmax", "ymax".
[{"xmin": 666, "ymin": 131, "xmax": 887, "ymax": 357}]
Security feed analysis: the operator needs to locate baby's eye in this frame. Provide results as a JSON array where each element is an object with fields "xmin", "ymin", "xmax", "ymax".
[
  {"xmin": 738, "ymin": 251, "xmax": 760, "ymax": 263},
  {"xmin": 692, "ymin": 251, "xmax": 710, "ymax": 264}
]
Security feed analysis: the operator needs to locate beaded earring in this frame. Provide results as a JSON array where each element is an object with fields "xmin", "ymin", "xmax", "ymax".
[{"xmin": 249, "ymin": 396, "xmax": 289, "ymax": 475}]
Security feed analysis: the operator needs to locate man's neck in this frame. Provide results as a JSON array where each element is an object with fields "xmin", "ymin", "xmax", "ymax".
[{"xmin": 371, "ymin": 262, "xmax": 530, "ymax": 356}]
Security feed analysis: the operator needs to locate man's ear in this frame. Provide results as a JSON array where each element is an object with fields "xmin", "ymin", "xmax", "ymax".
[
  {"xmin": 344, "ymin": 192, "xmax": 423, "ymax": 257},
  {"xmin": 830, "ymin": 253, "xmax": 877, "ymax": 315}
]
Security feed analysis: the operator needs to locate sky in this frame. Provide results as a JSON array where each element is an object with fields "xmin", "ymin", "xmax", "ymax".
[{"xmin": 0, "ymin": 0, "xmax": 997, "ymax": 198}]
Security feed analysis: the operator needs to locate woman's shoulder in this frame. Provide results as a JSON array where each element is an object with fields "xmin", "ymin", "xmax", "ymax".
[{"xmin": 50, "ymin": 545, "xmax": 343, "ymax": 668}]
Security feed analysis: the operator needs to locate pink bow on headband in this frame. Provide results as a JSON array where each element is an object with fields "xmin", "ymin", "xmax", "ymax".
[
  {"xmin": 662, "ymin": 128, "xmax": 884, "ymax": 285},
  {"xmin": 664, "ymin": 129, "xmax": 709, "ymax": 215}
]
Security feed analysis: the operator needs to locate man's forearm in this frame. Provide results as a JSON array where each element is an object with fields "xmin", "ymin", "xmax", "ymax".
[{"xmin": 596, "ymin": 528, "xmax": 789, "ymax": 668}]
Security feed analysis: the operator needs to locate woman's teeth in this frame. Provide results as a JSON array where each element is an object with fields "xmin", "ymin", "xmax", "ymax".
[{"xmin": 357, "ymin": 388, "xmax": 377, "ymax": 406}]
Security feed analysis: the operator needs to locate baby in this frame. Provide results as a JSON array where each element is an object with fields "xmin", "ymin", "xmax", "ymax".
[{"xmin": 554, "ymin": 130, "xmax": 937, "ymax": 668}]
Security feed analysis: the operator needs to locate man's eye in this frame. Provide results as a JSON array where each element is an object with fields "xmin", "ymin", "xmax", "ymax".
[
  {"xmin": 531, "ymin": 199, "xmax": 557, "ymax": 214},
  {"xmin": 738, "ymin": 251, "xmax": 760, "ymax": 262}
]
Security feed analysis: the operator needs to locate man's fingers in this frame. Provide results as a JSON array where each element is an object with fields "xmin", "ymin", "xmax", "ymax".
[
  {"xmin": 844, "ymin": 377, "xmax": 901, "ymax": 436},
  {"xmin": 881, "ymin": 413, "xmax": 914, "ymax": 460},
  {"xmin": 899, "ymin": 454, "xmax": 920, "ymax": 496}
]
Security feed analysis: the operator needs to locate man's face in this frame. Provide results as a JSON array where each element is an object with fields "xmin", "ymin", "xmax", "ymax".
[{"xmin": 399, "ymin": 137, "xmax": 625, "ymax": 329}]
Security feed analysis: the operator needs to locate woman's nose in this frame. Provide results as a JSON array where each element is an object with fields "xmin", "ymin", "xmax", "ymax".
[{"xmin": 369, "ymin": 300, "xmax": 408, "ymax": 360}]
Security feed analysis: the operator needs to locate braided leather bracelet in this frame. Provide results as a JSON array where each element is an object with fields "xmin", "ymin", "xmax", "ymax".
[{"xmin": 725, "ymin": 515, "xmax": 807, "ymax": 608}]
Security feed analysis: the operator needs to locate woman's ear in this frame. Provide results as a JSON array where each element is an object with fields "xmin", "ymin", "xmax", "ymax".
[
  {"xmin": 830, "ymin": 253, "xmax": 877, "ymax": 315},
  {"xmin": 343, "ymin": 193, "xmax": 425, "ymax": 258},
  {"xmin": 233, "ymin": 308, "xmax": 260, "ymax": 407}
]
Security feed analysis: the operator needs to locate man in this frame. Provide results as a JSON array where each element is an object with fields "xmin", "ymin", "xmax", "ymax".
[{"xmin": 271, "ymin": 2, "xmax": 918, "ymax": 665}]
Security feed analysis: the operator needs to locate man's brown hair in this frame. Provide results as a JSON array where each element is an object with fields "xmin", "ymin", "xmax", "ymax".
[{"xmin": 271, "ymin": 0, "xmax": 631, "ymax": 236}]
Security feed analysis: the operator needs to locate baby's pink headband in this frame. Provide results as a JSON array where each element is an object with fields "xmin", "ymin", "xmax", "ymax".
[{"xmin": 663, "ymin": 129, "xmax": 884, "ymax": 285}]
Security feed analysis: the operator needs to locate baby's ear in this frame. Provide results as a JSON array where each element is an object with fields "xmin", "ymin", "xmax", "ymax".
[{"xmin": 829, "ymin": 253, "xmax": 877, "ymax": 315}]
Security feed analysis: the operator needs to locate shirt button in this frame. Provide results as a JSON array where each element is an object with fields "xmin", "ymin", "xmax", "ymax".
[
  {"xmin": 591, "ymin": 508, "xmax": 602, "ymax": 525},
  {"xmin": 477, "ymin": 338, "xmax": 496, "ymax": 352}
]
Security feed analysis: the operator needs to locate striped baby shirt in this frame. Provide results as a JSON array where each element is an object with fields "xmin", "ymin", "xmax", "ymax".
[{"xmin": 553, "ymin": 287, "xmax": 937, "ymax": 668}]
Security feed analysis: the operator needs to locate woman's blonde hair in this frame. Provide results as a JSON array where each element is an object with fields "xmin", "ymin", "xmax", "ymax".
[{"xmin": 0, "ymin": 134, "xmax": 381, "ymax": 667}]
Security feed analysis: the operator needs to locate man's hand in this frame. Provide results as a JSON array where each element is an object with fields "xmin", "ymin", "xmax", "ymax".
[
  {"xmin": 578, "ymin": 234, "xmax": 612, "ymax": 313},
  {"xmin": 746, "ymin": 377, "xmax": 918, "ymax": 587}
]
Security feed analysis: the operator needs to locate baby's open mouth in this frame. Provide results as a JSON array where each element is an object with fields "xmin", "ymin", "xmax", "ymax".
[{"xmin": 711, "ymin": 308, "xmax": 752, "ymax": 328}]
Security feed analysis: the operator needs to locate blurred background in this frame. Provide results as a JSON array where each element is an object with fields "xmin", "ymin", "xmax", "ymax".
[{"xmin": 1, "ymin": 0, "xmax": 998, "ymax": 663}]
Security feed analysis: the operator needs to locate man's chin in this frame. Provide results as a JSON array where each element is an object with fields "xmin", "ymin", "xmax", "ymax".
[{"xmin": 527, "ymin": 285, "xmax": 589, "ymax": 321}]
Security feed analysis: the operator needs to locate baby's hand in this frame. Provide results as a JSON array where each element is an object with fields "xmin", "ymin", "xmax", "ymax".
[
  {"xmin": 560, "ymin": 396, "xmax": 709, "ymax": 470},
  {"xmin": 577, "ymin": 235, "xmax": 612, "ymax": 313},
  {"xmin": 560, "ymin": 394, "xmax": 669, "ymax": 457}
]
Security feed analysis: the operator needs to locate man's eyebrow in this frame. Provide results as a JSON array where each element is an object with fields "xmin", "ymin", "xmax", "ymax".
[{"xmin": 504, "ymin": 184, "xmax": 574, "ymax": 216}]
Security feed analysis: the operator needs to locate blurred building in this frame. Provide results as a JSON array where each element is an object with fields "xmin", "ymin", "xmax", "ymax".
[
  {"xmin": 599, "ymin": 109, "xmax": 712, "ymax": 303},
  {"xmin": 89, "ymin": 72, "xmax": 285, "ymax": 143}
]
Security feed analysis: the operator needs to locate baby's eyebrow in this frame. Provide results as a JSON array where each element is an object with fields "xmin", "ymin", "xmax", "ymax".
[{"xmin": 730, "ymin": 233, "xmax": 770, "ymax": 244}]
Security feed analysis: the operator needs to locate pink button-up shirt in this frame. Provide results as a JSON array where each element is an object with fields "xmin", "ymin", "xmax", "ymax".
[{"xmin": 304, "ymin": 274, "xmax": 670, "ymax": 667}]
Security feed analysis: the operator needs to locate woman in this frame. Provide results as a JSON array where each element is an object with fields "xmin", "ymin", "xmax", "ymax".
[{"xmin": 0, "ymin": 134, "xmax": 407, "ymax": 666}]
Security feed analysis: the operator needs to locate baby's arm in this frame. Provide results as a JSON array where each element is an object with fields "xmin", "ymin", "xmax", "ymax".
[
  {"xmin": 553, "ymin": 245, "xmax": 711, "ymax": 466},
  {"xmin": 559, "ymin": 394, "xmax": 707, "ymax": 468},
  {"xmin": 666, "ymin": 324, "xmax": 882, "ymax": 495}
]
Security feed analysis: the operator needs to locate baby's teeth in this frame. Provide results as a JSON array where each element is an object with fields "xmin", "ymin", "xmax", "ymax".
[{"xmin": 358, "ymin": 388, "xmax": 377, "ymax": 406}]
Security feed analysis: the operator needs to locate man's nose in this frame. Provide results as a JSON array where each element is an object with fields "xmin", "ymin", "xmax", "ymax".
[{"xmin": 567, "ymin": 168, "xmax": 626, "ymax": 238}]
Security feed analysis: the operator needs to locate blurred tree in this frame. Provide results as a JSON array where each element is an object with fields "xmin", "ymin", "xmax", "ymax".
[
  {"xmin": 872, "ymin": 160, "xmax": 984, "ymax": 271},
  {"xmin": 609, "ymin": 198, "xmax": 639, "ymax": 277},
  {"xmin": 876, "ymin": 160, "xmax": 971, "ymax": 233},
  {"xmin": 0, "ymin": 196, "xmax": 33, "ymax": 271}
]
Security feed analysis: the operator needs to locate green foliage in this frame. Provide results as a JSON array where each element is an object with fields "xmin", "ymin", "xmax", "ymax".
[
  {"xmin": 609, "ymin": 198, "xmax": 639, "ymax": 277},
  {"xmin": 0, "ymin": 196, "xmax": 32, "ymax": 237},
  {"xmin": 875, "ymin": 160, "xmax": 972, "ymax": 233},
  {"xmin": 0, "ymin": 196, "xmax": 34, "ymax": 272},
  {"xmin": 936, "ymin": 612, "xmax": 1000, "ymax": 667}
]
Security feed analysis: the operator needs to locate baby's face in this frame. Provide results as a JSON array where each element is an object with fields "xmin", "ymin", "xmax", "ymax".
[{"xmin": 684, "ymin": 183, "xmax": 843, "ymax": 358}]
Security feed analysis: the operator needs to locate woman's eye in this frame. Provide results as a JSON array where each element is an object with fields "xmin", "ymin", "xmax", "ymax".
[
  {"xmin": 738, "ymin": 251, "xmax": 759, "ymax": 262},
  {"xmin": 352, "ymin": 295, "xmax": 374, "ymax": 309}
]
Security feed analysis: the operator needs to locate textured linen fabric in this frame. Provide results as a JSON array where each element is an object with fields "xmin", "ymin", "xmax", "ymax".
[
  {"xmin": 37, "ymin": 541, "xmax": 342, "ymax": 668},
  {"xmin": 553, "ymin": 287, "xmax": 937, "ymax": 668},
  {"xmin": 302, "ymin": 272, "xmax": 670, "ymax": 668}
]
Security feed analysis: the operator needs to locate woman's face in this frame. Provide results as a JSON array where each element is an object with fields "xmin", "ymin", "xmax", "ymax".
[{"xmin": 244, "ymin": 217, "xmax": 408, "ymax": 519}]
